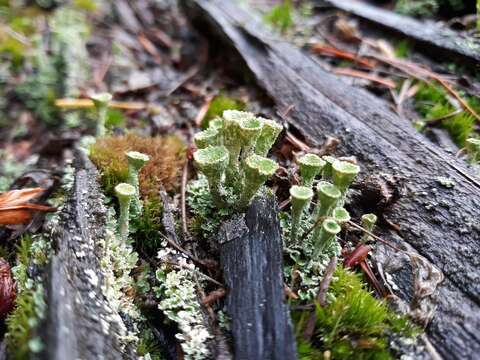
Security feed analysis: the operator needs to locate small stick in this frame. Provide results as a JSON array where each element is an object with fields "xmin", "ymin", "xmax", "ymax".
[
  {"xmin": 160, "ymin": 233, "xmax": 217, "ymax": 270},
  {"xmin": 180, "ymin": 162, "xmax": 189, "ymax": 238},
  {"xmin": 302, "ymin": 256, "xmax": 338, "ymax": 341},
  {"xmin": 347, "ymin": 220, "xmax": 403, "ymax": 253},
  {"xmin": 201, "ymin": 288, "xmax": 227, "ymax": 306}
]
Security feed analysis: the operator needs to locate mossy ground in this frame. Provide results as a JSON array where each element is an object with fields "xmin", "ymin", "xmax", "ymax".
[
  {"xmin": 294, "ymin": 267, "xmax": 420, "ymax": 360},
  {"xmin": 89, "ymin": 133, "xmax": 187, "ymax": 200},
  {"xmin": 414, "ymin": 82, "xmax": 479, "ymax": 146}
]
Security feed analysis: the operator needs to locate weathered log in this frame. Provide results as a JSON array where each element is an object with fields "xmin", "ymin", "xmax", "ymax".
[
  {"xmin": 320, "ymin": 0, "xmax": 480, "ymax": 64},
  {"xmin": 183, "ymin": 1, "xmax": 480, "ymax": 358},
  {"xmin": 39, "ymin": 151, "xmax": 135, "ymax": 360},
  {"xmin": 219, "ymin": 195, "xmax": 297, "ymax": 360}
]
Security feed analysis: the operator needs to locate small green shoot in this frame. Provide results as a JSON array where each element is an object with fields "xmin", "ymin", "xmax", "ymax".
[{"xmin": 264, "ymin": 0, "xmax": 294, "ymax": 33}]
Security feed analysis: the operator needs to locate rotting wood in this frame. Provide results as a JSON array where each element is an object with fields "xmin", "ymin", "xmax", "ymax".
[
  {"xmin": 182, "ymin": 1, "xmax": 480, "ymax": 358},
  {"xmin": 320, "ymin": 0, "xmax": 480, "ymax": 64},
  {"xmin": 219, "ymin": 195, "xmax": 297, "ymax": 360},
  {"xmin": 39, "ymin": 151, "xmax": 135, "ymax": 360}
]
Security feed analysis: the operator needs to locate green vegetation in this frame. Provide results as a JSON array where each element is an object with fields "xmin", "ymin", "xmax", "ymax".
[
  {"xmin": 294, "ymin": 267, "xmax": 420, "ymax": 360},
  {"xmin": 414, "ymin": 82, "xmax": 478, "ymax": 146},
  {"xmin": 202, "ymin": 94, "xmax": 245, "ymax": 128},
  {"xmin": 264, "ymin": 0, "xmax": 294, "ymax": 33},
  {"xmin": 89, "ymin": 133, "xmax": 186, "ymax": 199},
  {"xmin": 192, "ymin": 110, "xmax": 281, "ymax": 212},
  {"xmin": 395, "ymin": 0, "xmax": 470, "ymax": 17},
  {"xmin": 6, "ymin": 235, "xmax": 49, "ymax": 360},
  {"xmin": 1, "ymin": 4, "xmax": 92, "ymax": 127}
]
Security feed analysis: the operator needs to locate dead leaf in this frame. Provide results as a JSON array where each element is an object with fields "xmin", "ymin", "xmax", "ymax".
[
  {"xmin": 0, "ymin": 258, "xmax": 16, "ymax": 317},
  {"xmin": 0, "ymin": 188, "xmax": 55, "ymax": 226}
]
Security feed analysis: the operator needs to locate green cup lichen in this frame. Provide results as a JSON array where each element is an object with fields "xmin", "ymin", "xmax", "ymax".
[
  {"xmin": 332, "ymin": 160, "xmax": 360, "ymax": 195},
  {"xmin": 312, "ymin": 181, "xmax": 341, "ymax": 242},
  {"xmin": 466, "ymin": 138, "xmax": 480, "ymax": 163},
  {"xmin": 239, "ymin": 154, "xmax": 278, "ymax": 209},
  {"xmin": 238, "ymin": 116, "xmax": 263, "ymax": 159},
  {"xmin": 194, "ymin": 128, "xmax": 219, "ymax": 149},
  {"xmin": 298, "ymin": 153, "xmax": 325, "ymax": 187},
  {"xmin": 126, "ymin": 151, "xmax": 150, "ymax": 216},
  {"xmin": 289, "ymin": 185, "xmax": 314, "ymax": 245},
  {"xmin": 313, "ymin": 218, "xmax": 341, "ymax": 257},
  {"xmin": 255, "ymin": 118, "xmax": 283, "ymax": 156},
  {"xmin": 193, "ymin": 146, "xmax": 229, "ymax": 206},
  {"xmin": 115, "ymin": 183, "xmax": 136, "ymax": 243},
  {"xmin": 321, "ymin": 155, "xmax": 336, "ymax": 180},
  {"xmin": 192, "ymin": 110, "xmax": 281, "ymax": 212},
  {"xmin": 361, "ymin": 213, "xmax": 378, "ymax": 243},
  {"xmin": 90, "ymin": 92, "xmax": 112, "ymax": 137},
  {"xmin": 332, "ymin": 207, "xmax": 351, "ymax": 224}
]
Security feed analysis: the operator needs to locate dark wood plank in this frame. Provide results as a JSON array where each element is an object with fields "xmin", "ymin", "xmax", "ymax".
[
  {"xmin": 321, "ymin": 0, "xmax": 480, "ymax": 64},
  {"xmin": 219, "ymin": 195, "xmax": 297, "ymax": 360},
  {"xmin": 182, "ymin": 1, "xmax": 480, "ymax": 358},
  {"xmin": 41, "ymin": 151, "xmax": 135, "ymax": 360}
]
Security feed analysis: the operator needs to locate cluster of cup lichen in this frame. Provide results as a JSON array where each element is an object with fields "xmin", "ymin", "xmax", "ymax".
[
  {"xmin": 284, "ymin": 153, "xmax": 377, "ymax": 300},
  {"xmin": 193, "ymin": 110, "xmax": 283, "ymax": 210}
]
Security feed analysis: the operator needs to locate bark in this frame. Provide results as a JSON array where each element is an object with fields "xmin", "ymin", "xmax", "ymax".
[
  {"xmin": 219, "ymin": 195, "xmax": 297, "ymax": 360},
  {"xmin": 321, "ymin": 0, "xmax": 480, "ymax": 64},
  {"xmin": 39, "ymin": 151, "xmax": 135, "ymax": 360},
  {"xmin": 183, "ymin": 1, "xmax": 480, "ymax": 358}
]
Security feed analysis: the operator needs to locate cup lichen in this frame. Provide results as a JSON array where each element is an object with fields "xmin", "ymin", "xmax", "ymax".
[
  {"xmin": 192, "ymin": 110, "xmax": 282, "ymax": 211},
  {"xmin": 90, "ymin": 92, "xmax": 112, "ymax": 137},
  {"xmin": 115, "ymin": 183, "xmax": 136, "ymax": 243},
  {"xmin": 126, "ymin": 151, "xmax": 150, "ymax": 216},
  {"xmin": 332, "ymin": 160, "xmax": 360, "ymax": 195},
  {"xmin": 313, "ymin": 218, "xmax": 341, "ymax": 257},
  {"xmin": 298, "ymin": 153, "xmax": 325, "ymax": 187},
  {"xmin": 193, "ymin": 146, "xmax": 229, "ymax": 206},
  {"xmin": 289, "ymin": 185, "xmax": 314, "ymax": 245}
]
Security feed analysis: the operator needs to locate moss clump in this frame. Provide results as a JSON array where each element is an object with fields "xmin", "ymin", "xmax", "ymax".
[
  {"xmin": 295, "ymin": 267, "xmax": 419, "ymax": 360},
  {"xmin": 6, "ymin": 235, "xmax": 49, "ymax": 360},
  {"xmin": 264, "ymin": 0, "xmax": 294, "ymax": 33},
  {"xmin": 414, "ymin": 82, "xmax": 478, "ymax": 146},
  {"xmin": 131, "ymin": 199, "xmax": 164, "ymax": 256},
  {"xmin": 89, "ymin": 133, "xmax": 186, "ymax": 199},
  {"xmin": 202, "ymin": 94, "xmax": 245, "ymax": 128}
]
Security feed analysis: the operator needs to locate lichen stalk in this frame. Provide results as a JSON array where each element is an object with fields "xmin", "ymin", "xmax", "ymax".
[
  {"xmin": 238, "ymin": 116, "xmax": 263, "ymax": 160},
  {"xmin": 360, "ymin": 213, "xmax": 377, "ymax": 243},
  {"xmin": 90, "ymin": 92, "xmax": 112, "ymax": 137},
  {"xmin": 331, "ymin": 160, "xmax": 360, "ymax": 195},
  {"xmin": 466, "ymin": 138, "xmax": 480, "ymax": 163},
  {"xmin": 126, "ymin": 151, "xmax": 150, "ymax": 216},
  {"xmin": 313, "ymin": 218, "xmax": 341, "ymax": 257},
  {"xmin": 238, "ymin": 154, "xmax": 278, "ymax": 209},
  {"xmin": 298, "ymin": 153, "xmax": 325, "ymax": 187},
  {"xmin": 254, "ymin": 118, "xmax": 283, "ymax": 156},
  {"xmin": 222, "ymin": 110, "xmax": 245, "ymax": 188},
  {"xmin": 193, "ymin": 146, "xmax": 229, "ymax": 207},
  {"xmin": 332, "ymin": 207, "xmax": 351, "ymax": 225},
  {"xmin": 289, "ymin": 185, "xmax": 314, "ymax": 245},
  {"xmin": 194, "ymin": 128, "xmax": 219, "ymax": 149},
  {"xmin": 312, "ymin": 181, "xmax": 341, "ymax": 242},
  {"xmin": 115, "ymin": 183, "xmax": 136, "ymax": 243}
]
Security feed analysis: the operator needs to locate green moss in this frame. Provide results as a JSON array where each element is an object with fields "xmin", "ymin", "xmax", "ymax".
[
  {"xmin": 394, "ymin": 40, "xmax": 411, "ymax": 58},
  {"xmin": 89, "ymin": 134, "xmax": 186, "ymax": 200},
  {"xmin": 6, "ymin": 235, "xmax": 48, "ymax": 360},
  {"xmin": 131, "ymin": 199, "xmax": 164, "ymax": 256},
  {"xmin": 395, "ymin": 0, "xmax": 438, "ymax": 17},
  {"xmin": 294, "ymin": 267, "xmax": 420, "ymax": 360},
  {"xmin": 264, "ymin": 0, "xmax": 294, "ymax": 33},
  {"xmin": 202, "ymin": 94, "xmax": 245, "ymax": 128},
  {"xmin": 414, "ymin": 82, "xmax": 478, "ymax": 146},
  {"xmin": 137, "ymin": 327, "xmax": 163, "ymax": 360}
]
